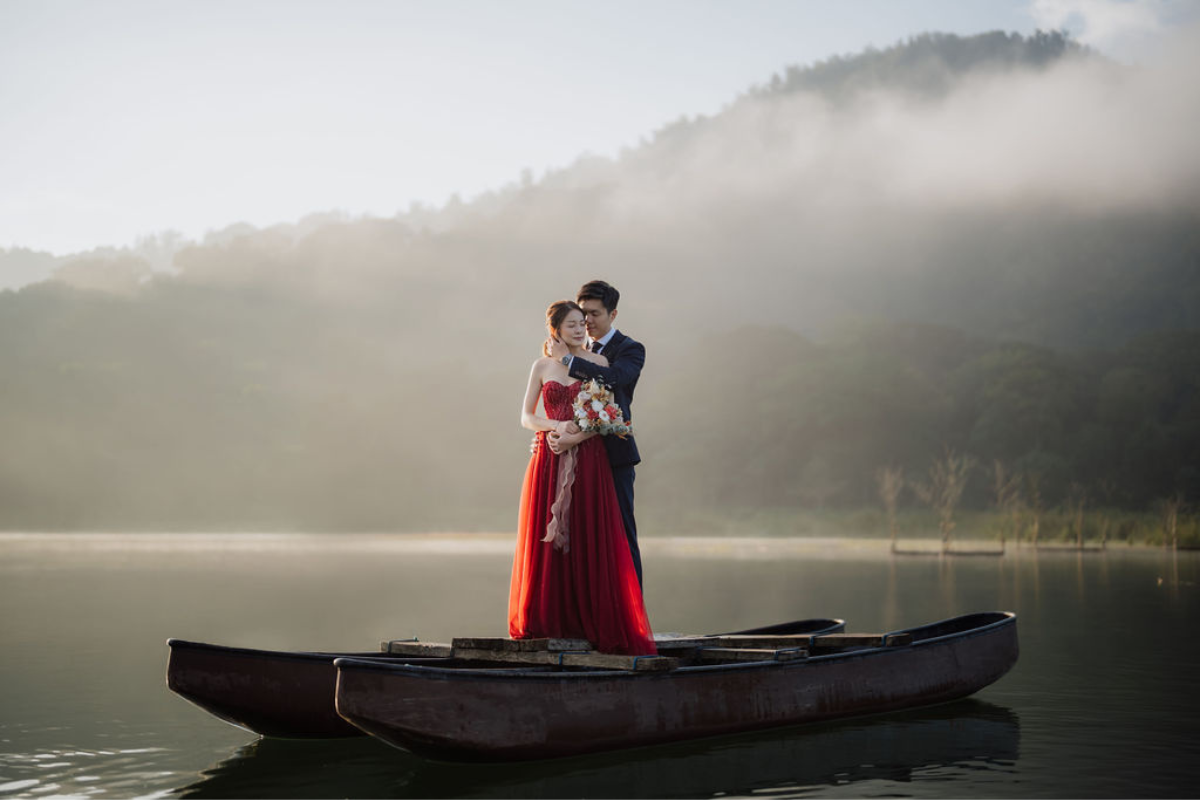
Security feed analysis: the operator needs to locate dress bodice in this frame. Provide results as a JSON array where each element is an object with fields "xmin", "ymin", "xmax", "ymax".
[{"xmin": 541, "ymin": 380, "xmax": 581, "ymax": 422}]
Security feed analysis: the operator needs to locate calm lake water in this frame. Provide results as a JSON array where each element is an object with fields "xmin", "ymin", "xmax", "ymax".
[{"xmin": 1, "ymin": 533, "xmax": 1198, "ymax": 798}]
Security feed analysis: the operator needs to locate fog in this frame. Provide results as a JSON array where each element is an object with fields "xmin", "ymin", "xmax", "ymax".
[{"xmin": 2, "ymin": 31, "xmax": 1197, "ymax": 532}]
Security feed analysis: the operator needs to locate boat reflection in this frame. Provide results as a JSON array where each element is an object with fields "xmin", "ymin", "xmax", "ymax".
[{"xmin": 175, "ymin": 699, "xmax": 1019, "ymax": 799}]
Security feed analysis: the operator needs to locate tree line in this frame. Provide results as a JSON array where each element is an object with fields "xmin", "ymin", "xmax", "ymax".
[
  {"xmin": 638, "ymin": 323, "xmax": 1199, "ymax": 525},
  {"xmin": 1, "ymin": 29, "xmax": 1196, "ymax": 532}
]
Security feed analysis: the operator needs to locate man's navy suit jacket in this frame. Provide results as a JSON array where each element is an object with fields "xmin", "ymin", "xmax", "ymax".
[{"xmin": 568, "ymin": 329, "xmax": 644, "ymax": 468}]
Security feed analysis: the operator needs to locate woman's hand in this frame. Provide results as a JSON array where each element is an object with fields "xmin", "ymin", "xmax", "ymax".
[
  {"xmin": 554, "ymin": 420, "xmax": 580, "ymax": 436},
  {"xmin": 552, "ymin": 429, "xmax": 585, "ymax": 453},
  {"xmin": 547, "ymin": 336, "xmax": 569, "ymax": 361}
]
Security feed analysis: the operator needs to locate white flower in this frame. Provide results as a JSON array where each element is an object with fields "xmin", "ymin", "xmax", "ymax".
[
  {"xmin": 598, "ymin": 410, "xmax": 610, "ymax": 423},
  {"xmin": 575, "ymin": 407, "xmax": 587, "ymax": 419},
  {"xmin": 591, "ymin": 400, "xmax": 604, "ymax": 412}
]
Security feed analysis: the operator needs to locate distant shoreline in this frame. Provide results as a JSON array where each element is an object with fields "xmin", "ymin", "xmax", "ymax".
[{"xmin": 0, "ymin": 530, "xmax": 1179, "ymax": 557}]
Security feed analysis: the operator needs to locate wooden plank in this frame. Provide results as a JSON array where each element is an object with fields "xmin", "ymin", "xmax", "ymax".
[
  {"xmin": 454, "ymin": 648, "xmax": 678, "ymax": 672},
  {"xmin": 699, "ymin": 635, "xmax": 825, "ymax": 649},
  {"xmin": 380, "ymin": 637, "xmax": 418, "ymax": 653},
  {"xmin": 450, "ymin": 637, "xmax": 592, "ymax": 652},
  {"xmin": 453, "ymin": 648, "xmax": 573, "ymax": 666},
  {"xmin": 655, "ymin": 633, "xmax": 911, "ymax": 651},
  {"xmin": 657, "ymin": 633, "xmax": 912, "ymax": 651},
  {"xmin": 382, "ymin": 641, "xmax": 454, "ymax": 657},
  {"xmin": 652, "ymin": 635, "xmax": 815, "ymax": 651},
  {"xmin": 694, "ymin": 647, "xmax": 808, "ymax": 664},
  {"xmin": 652, "ymin": 637, "xmax": 715, "ymax": 651},
  {"xmin": 561, "ymin": 652, "xmax": 679, "ymax": 672},
  {"xmin": 807, "ymin": 633, "xmax": 913, "ymax": 649}
]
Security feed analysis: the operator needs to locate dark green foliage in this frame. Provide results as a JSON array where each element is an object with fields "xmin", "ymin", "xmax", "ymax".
[
  {"xmin": 636, "ymin": 325, "xmax": 1200, "ymax": 519},
  {"xmin": 754, "ymin": 30, "xmax": 1089, "ymax": 101},
  {"xmin": 1, "ymin": 29, "xmax": 1196, "ymax": 530}
]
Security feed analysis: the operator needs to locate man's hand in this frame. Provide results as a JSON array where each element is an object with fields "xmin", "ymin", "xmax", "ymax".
[{"xmin": 547, "ymin": 336, "xmax": 570, "ymax": 362}]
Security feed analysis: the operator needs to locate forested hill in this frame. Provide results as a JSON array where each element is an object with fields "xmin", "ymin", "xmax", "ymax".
[
  {"xmin": 1, "ymin": 30, "xmax": 1197, "ymax": 531},
  {"xmin": 755, "ymin": 29, "xmax": 1088, "ymax": 99}
]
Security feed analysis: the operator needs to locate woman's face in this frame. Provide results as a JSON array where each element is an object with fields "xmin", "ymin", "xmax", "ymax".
[{"xmin": 557, "ymin": 309, "xmax": 588, "ymax": 348}]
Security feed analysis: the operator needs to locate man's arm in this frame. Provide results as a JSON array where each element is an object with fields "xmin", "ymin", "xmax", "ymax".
[{"xmin": 568, "ymin": 340, "xmax": 645, "ymax": 389}]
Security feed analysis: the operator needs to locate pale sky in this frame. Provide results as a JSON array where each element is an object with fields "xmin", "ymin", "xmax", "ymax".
[{"xmin": 1, "ymin": 0, "xmax": 1195, "ymax": 255}]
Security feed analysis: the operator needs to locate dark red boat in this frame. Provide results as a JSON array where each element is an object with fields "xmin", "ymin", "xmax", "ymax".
[
  {"xmin": 167, "ymin": 617, "xmax": 844, "ymax": 739},
  {"xmin": 333, "ymin": 611, "xmax": 1017, "ymax": 761},
  {"xmin": 166, "ymin": 640, "xmax": 419, "ymax": 738}
]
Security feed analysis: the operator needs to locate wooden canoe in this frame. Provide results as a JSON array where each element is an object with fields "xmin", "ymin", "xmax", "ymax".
[
  {"xmin": 333, "ymin": 611, "xmax": 1018, "ymax": 761},
  {"xmin": 166, "ymin": 640, "xmax": 426, "ymax": 738},
  {"xmin": 166, "ymin": 617, "xmax": 844, "ymax": 739},
  {"xmin": 179, "ymin": 700, "xmax": 1018, "ymax": 798}
]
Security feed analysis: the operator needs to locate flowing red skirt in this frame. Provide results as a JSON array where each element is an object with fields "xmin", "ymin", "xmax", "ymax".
[{"xmin": 508, "ymin": 432, "xmax": 656, "ymax": 656}]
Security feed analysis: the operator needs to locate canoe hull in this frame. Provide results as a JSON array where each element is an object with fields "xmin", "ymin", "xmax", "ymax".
[
  {"xmin": 167, "ymin": 640, "xmax": 403, "ymax": 738},
  {"xmin": 167, "ymin": 618, "xmax": 844, "ymax": 739},
  {"xmin": 334, "ymin": 612, "xmax": 1018, "ymax": 761}
]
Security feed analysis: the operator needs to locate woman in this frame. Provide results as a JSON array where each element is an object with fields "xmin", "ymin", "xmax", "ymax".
[{"xmin": 508, "ymin": 300, "xmax": 656, "ymax": 656}]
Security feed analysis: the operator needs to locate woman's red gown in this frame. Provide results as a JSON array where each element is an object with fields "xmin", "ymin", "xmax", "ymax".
[{"xmin": 508, "ymin": 380, "xmax": 656, "ymax": 656}]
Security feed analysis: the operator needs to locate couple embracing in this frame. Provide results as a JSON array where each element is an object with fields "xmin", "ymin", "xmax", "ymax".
[{"xmin": 507, "ymin": 280, "xmax": 656, "ymax": 656}]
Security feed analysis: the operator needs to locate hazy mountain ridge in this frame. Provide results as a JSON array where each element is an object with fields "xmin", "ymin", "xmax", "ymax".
[
  {"xmin": 2, "ymin": 30, "xmax": 1197, "ymax": 530},
  {"xmin": 753, "ymin": 29, "xmax": 1092, "ymax": 101}
]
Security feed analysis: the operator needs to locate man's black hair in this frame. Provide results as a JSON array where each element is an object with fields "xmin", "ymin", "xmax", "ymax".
[{"xmin": 577, "ymin": 280, "xmax": 619, "ymax": 313}]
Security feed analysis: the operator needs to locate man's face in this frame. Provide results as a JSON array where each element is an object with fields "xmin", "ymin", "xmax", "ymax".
[{"xmin": 579, "ymin": 299, "xmax": 616, "ymax": 341}]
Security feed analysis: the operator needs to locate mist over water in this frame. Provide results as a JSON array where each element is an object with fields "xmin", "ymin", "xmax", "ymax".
[{"xmin": 1, "ymin": 30, "xmax": 1198, "ymax": 533}]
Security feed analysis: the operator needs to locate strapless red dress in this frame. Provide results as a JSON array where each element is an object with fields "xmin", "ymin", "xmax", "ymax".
[{"xmin": 508, "ymin": 380, "xmax": 656, "ymax": 656}]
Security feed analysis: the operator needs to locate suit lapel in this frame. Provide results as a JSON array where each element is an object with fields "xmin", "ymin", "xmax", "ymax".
[{"xmin": 603, "ymin": 330, "xmax": 626, "ymax": 358}]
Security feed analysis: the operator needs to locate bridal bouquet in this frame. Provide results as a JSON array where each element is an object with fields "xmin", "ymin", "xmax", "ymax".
[{"xmin": 572, "ymin": 379, "xmax": 633, "ymax": 438}]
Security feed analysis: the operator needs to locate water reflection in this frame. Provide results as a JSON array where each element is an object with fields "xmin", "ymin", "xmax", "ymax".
[
  {"xmin": 5, "ymin": 535, "xmax": 1200, "ymax": 797},
  {"xmin": 176, "ymin": 700, "xmax": 1019, "ymax": 799}
]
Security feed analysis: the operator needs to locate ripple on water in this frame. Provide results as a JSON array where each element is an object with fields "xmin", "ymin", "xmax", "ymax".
[
  {"xmin": 0, "ymin": 781, "xmax": 40, "ymax": 795},
  {"xmin": 0, "ymin": 747, "xmax": 178, "ymax": 798}
]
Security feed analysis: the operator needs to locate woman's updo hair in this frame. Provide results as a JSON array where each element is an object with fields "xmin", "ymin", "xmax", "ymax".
[{"xmin": 542, "ymin": 300, "xmax": 583, "ymax": 357}]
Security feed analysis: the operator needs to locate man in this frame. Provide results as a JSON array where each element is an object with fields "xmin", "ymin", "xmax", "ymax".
[{"xmin": 547, "ymin": 280, "xmax": 646, "ymax": 588}]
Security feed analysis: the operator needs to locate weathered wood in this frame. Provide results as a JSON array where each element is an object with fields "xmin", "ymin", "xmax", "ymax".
[
  {"xmin": 450, "ymin": 637, "xmax": 592, "ymax": 652},
  {"xmin": 453, "ymin": 648, "xmax": 677, "ymax": 671},
  {"xmin": 808, "ymin": 633, "xmax": 912, "ymax": 649},
  {"xmin": 451, "ymin": 649, "xmax": 583, "ymax": 666},
  {"xmin": 334, "ymin": 611, "xmax": 1019, "ymax": 761},
  {"xmin": 382, "ymin": 641, "xmax": 454, "ymax": 657},
  {"xmin": 693, "ymin": 647, "xmax": 808, "ymax": 664},
  {"xmin": 170, "ymin": 617, "xmax": 846, "ymax": 740},
  {"xmin": 652, "ymin": 637, "xmax": 718, "ymax": 651},
  {"xmin": 562, "ymin": 652, "xmax": 678, "ymax": 672},
  {"xmin": 652, "ymin": 633, "xmax": 911, "ymax": 651},
  {"xmin": 654, "ymin": 635, "xmax": 816, "ymax": 651},
  {"xmin": 699, "ymin": 635, "xmax": 825, "ymax": 649},
  {"xmin": 380, "ymin": 637, "xmax": 418, "ymax": 652}
]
